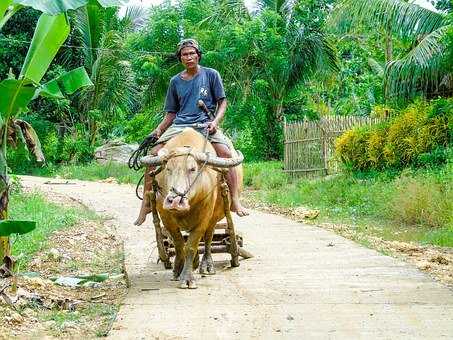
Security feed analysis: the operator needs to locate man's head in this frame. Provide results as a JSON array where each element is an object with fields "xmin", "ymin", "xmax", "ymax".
[{"xmin": 176, "ymin": 38, "xmax": 202, "ymax": 63}]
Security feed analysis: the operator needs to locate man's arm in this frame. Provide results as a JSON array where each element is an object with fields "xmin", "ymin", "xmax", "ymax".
[
  {"xmin": 153, "ymin": 112, "xmax": 176, "ymax": 137},
  {"xmin": 207, "ymin": 99, "xmax": 227, "ymax": 134}
]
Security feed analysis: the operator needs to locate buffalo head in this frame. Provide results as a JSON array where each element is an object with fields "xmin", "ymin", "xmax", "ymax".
[{"xmin": 140, "ymin": 147, "xmax": 243, "ymax": 213}]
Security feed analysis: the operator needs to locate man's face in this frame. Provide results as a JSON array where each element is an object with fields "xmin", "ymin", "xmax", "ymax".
[{"xmin": 180, "ymin": 46, "xmax": 199, "ymax": 69}]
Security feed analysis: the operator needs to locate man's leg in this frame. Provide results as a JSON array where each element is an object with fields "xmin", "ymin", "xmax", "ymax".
[
  {"xmin": 211, "ymin": 143, "xmax": 249, "ymax": 217},
  {"xmin": 134, "ymin": 143, "xmax": 164, "ymax": 225}
]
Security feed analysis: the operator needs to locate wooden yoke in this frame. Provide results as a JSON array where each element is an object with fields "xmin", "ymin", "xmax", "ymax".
[
  {"xmin": 149, "ymin": 177, "xmax": 172, "ymax": 269},
  {"xmin": 219, "ymin": 170, "xmax": 240, "ymax": 267}
]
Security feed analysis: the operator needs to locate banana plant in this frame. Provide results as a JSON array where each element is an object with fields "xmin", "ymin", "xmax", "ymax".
[{"xmin": 0, "ymin": 0, "xmax": 123, "ymax": 273}]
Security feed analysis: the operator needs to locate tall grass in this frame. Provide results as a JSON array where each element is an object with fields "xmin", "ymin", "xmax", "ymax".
[{"xmin": 243, "ymin": 161, "xmax": 453, "ymax": 247}]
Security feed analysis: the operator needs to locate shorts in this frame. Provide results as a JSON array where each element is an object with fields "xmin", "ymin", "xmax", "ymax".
[{"xmin": 155, "ymin": 124, "xmax": 231, "ymax": 148}]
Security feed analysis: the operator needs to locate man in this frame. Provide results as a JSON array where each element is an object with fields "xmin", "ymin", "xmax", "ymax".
[{"xmin": 134, "ymin": 38, "xmax": 248, "ymax": 226}]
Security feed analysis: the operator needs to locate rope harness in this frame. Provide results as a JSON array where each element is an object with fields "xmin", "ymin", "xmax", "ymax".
[
  {"xmin": 130, "ymin": 123, "xmax": 211, "ymax": 201},
  {"xmin": 166, "ymin": 125, "xmax": 211, "ymax": 201}
]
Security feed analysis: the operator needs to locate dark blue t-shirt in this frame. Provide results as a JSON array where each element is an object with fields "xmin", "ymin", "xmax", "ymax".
[{"xmin": 164, "ymin": 66, "xmax": 226, "ymax": 125}]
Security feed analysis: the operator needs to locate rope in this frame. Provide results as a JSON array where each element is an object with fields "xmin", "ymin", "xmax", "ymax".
[
  {"xmin": 135, "ymin": 173, "xmax": 145, "ymax": 200},
  {"xmin": 128, "ymin": 133, "xmax": 158, "ymax": 171}
]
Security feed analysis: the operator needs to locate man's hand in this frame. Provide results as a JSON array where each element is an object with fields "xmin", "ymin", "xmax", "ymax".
[
  {"xmin": 207, "ymin": 121, "xmax": 218, "ymax": 135},
  {"xmin": 144, "ymin": 128, "xmax": 161, "ymax": 145}
]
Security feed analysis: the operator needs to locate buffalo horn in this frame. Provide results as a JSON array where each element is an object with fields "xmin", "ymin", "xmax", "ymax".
[
  {"xmin": 193, "ymin": 150, "xmax": 244, "ymax": 168},
  {"xmin": 140, "ymin": 154, "xmax": 167, "ymax": 166}
]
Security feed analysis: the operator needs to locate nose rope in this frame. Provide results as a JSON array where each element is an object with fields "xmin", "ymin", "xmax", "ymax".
[{"xmin": 169, "ymin": 126, "xmax": 210, "ymax": 201}]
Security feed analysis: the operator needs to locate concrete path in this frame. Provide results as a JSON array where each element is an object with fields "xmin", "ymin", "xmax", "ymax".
[{"xmin": 20, "ymin": 176, "xmax": 453, "ymax": 339}]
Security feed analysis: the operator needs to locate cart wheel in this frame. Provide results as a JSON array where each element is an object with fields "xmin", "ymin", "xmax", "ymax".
[{"xmin": 231, "ymin": 255, "xmax": 240, "ymax": 268}]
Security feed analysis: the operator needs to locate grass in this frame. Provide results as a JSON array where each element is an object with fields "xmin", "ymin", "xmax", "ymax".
[
  {"xmin": 244, "ymin": 161, "xmax": 453, "ymax": 247},
  {"xmin": 38, "ymin": 303, "xmax": 118, "ymax": 337},
  {"xmin": 8, "ymin": 185, "xmax": 99, "ymax": 266},
  {"xmin": 22, "ymin": 161, "xmax": 142, "ymax": 184},
  {"xmin": 14, "ymin": 159, "xmax": 452, "ymax": 247}
]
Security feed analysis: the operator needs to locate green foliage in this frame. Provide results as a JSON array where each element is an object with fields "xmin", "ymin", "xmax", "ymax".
[
  {"xmin": 390, "ymin": 171, "xmax": 452, "ymax": 228},
  {"xmin": 9, "ymin": 189, "xmax": 98, "ymax": 265},
  {"xmin": 333, "ymin": 0, "xmax": 452, "ymax": 99},
  {"xmin": 244, "ymin": 160, "xmax": 453, "ymax": 245},
  {"xmin": 124, "ymin": 107, "xmax": 163, "ymax": 143},
  {"xmin": 336, "ymin": 98, "xmax": 452, "ymax": 171}
]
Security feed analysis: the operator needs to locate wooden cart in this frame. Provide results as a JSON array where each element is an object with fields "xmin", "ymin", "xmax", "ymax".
[{"xmin": 147, "ymin": 169, "xmax": 252, "ymax": 270}]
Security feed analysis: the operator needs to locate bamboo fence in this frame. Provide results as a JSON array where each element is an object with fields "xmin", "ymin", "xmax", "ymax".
[{"xmin": 283, "ymin": 116, "xmax": 384, "ymax": 176}]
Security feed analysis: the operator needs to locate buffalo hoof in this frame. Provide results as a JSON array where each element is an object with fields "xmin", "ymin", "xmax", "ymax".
[
  {"xmin": 199, "ymin": 255, "xmax": 216, "ymax": 275},
  {"xmin": 180, "ymin": 280, "xmax": 197, "ymax": 289},
  {"xmin": 179, "ymin": 272, "xmax": 197, "ymax": 289}
]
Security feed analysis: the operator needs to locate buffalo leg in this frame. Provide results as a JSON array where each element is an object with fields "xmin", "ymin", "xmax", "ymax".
[
  {"xmin": 200, "ymin": 226, "xmax": 216, "ymax": 275},
  {"xmin": 167, "ymin": 228, "xmax": 185, "ymax": 280},
  {"xmin": 179, "ymin": 230, "xmax": 203, "ymax": 289}
]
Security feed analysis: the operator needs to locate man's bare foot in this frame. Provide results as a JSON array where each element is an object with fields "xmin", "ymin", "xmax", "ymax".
[{"xmin": 231, "ymin": 200, "xmax": 249, "ymax": 217}]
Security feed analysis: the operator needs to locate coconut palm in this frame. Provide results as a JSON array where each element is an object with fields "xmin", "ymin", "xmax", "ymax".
[
  {"xmin": 74, "ymin": 4, "xmax": 145, "ymax": 145},
  {"xmin": 333, "ymin": 0, "xmax": 452, "ymax": 98},
  {"xmin": 253, "ymin": 0, "xmax": 338, "ymax": 112}
]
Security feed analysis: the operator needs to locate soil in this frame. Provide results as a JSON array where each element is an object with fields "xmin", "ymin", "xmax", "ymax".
[{"xmin": 0, "ymin": 192, "xmax": 128, "ymax": 339}]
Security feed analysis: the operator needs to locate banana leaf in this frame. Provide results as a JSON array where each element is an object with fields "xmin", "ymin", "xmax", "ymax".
[
  {"xmin": 0, "ymin": 79, "xmax": 36, "ymax": 119},
  {"xmin": 0, "ymin": 0, "xmax": 13, "ymax": 19},
  {"xmin": 0, "ymin": 220, "xmax": 36, "ymax": 236},
  {"xmin": 39, "ymin": 66, "xmax": 93, "ymax": 98},
  {"xmin": 19, "ymin": 13, "xmax": 70, "ymax": 84},
  {"xmin": 12, "ymin": 0, "xmax": 125, "ymax": 15}
]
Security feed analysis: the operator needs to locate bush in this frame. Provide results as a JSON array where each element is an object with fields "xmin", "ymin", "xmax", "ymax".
[
  {"xmin": 125, "ymin": 108, "xmax": 163, "ymax": 143},
  {"xmin": 335, "ymin": 126, "xmax": 372, "ymax": 171},
  {"xmin": 335, "ymin": 99, "xmax": 452, "ymax": 171},
  {"xmin": 389, "ymin": 173, "xmax": 452, "ymax": 228}
]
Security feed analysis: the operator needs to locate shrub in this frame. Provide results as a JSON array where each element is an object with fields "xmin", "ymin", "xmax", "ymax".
[
  {"xmin": 335, "ymin": 99, "xmax": 452, "ymax": 171},
  {"xmin": 335, "ymin": 126, "xmax": 371, "ymax": 171}
]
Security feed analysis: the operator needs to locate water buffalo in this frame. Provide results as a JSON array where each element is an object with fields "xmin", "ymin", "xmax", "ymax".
[{"xmin": 140, "ymin": 128, "xmax": 244, "ymax": 288}]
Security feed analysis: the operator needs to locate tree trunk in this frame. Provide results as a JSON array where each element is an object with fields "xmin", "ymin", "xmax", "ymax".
[
  {"xmin": 384, "ymin": 23, "xmax": 393, "ymax": 63},
  {"xmin": 0, "ymin": 123, "xmax": 10, "ymax": 267},
  {"xmin": 0, "ymin": 188, "xmax": 10, "ymax": 264}
]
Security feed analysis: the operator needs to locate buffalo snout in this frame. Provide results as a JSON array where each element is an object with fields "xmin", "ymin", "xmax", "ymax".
[{"xmin": 163, "ymin": 194, "xmax": 190, "ymax": 212}]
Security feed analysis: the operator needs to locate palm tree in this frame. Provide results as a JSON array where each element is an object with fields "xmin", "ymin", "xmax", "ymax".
[
  {"xmin": 74, "ymin": 4, "xmax": 144, "ymax": 145},
  {"xmin": 333, "ymin": 0, "xmax": 452, "ymax": 99},
  {"xmin": 243, "ymin": 0, "xmax": 339, "ymax": 118},
  {"xmin": 197, "ymin": 0, "xmax": 338, "ymax": 158}
]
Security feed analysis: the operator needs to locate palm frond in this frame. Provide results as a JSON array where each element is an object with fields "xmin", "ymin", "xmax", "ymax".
[
  {"xmin": 74, "ymin": 3, "xmax": 105, "ymax": 69},
  {"xmin": 281, "ymin": 0, "xmax": 298, "ymax": 25},
  {"xmin": 384, "ymin": 25, "xmax": 450, "ymax": 97},
  {"xmin": 198, "ymin": 0, "xmax": 250, "ymax": 26},
  {"xmin": 287, "ymin": 28, "xmax": 339, "ymax": 88},
  {"xmin": 333, "ymin": 0, "xmax": 446, "ymax": 39},
  {"xmin": 121, "ymin": 5, "xmax": 147, "ymax": 31},
  {"xmin": 256, "ymin": 0, "xmax": 285, "ymax": 13}
]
